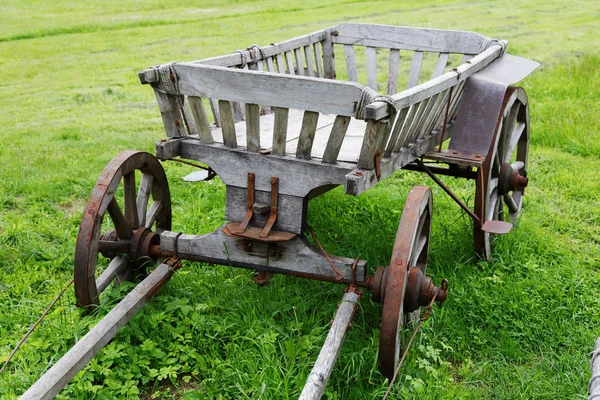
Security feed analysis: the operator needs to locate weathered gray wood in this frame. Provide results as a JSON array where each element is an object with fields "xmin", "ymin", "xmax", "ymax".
[
  {"xmin": 345, "ymin": 121, "xmax": 456, "ymax": 195},
  {"xmin": 393, "ymin": 103, "xmax": 419, "ymax": 152},
  {"xmin": 296, "ymin": 111, "xmax": 320, "ymax": 160},
  {"xmin": 169, "ymin": 139, "xmax": 356, "ymax": 197},
  {"xmin": 366, "ymin": 46, "xmax": 378, "ymax": 90},
  {"xmin": 245, "ymin": 104, "xmax": 260, "ymax": 151},
  {"xmin": 159, "ymin": 229, "xmax": 367, "ymax": 282},
  {"xmin": 432, "ymin": 52, "xmax": 449, "ymax": 78},
  {"xmin": 275, "ymin": 53, "xmax": 286, "ymax": 73},
  {"xmin": 407, "ymin": 96, "xmax": 434, "ymax": 143},
  {"xmin": 174, "ymin": 63, "xmax": 364, "ymax": 117},
  {"xmin": 419, "ymin": 90, "xmax": 447, "ymax": 138},
  {"xmin": 285, "ymin": 51, "xmax": 296, "ymax": 75},
  {"xmin": 408, "ymin": 51, "xmax": 424, "ymax": 88},
  {"xmin": 462, "ymin": 54, "xmax": 475, "ymax": 63},
  {"xmin": 272, "ymin": 107, "xmax": 289, "ymax": 156},
  {"xmin": 231, "ymin": 101, "xmax": 245, "ymax": 122},
  {"xmin": 331, "ymin": 23, "xmax": 489, "ymax": 54},
  {"xmin": 403, "ymin": 98, "xmax": 429, "ymax": 145},
  {"xmin": 299, "ymin": 291, "xmax": 360, "ymax": 400},
  {"xmin": 136, "ymin": 172, "xmax": 153, "ymax": 226},
  {"xmin": 266, "ymin": 56, "xmax": 276, "ymax": 73},
  {"xmin": 294, "ymin": 48, "xmax": 305, "ymax": 76},
  {"xmin": 376, "ymin": 118, "xmax": 392, "ymax": 152},
  {"xmin": 226, "ymin": 186, "xmax": 306, "ymax": 234},
  {"xmin": 21, "ymin": 263, "xmax": 174, "ymax": 400},
  {"xmin": 357, "ymin": 120, "xmax": 379, "ymax": 169},
  {"xmin": 209, "ymin": 98, "xmax": 220, "ymax": 128},
  {"xmin": 304, "ymin": 45, "xmax": 315, "ymax": 77},
  {"xmin": 181, "ymin": 97, "xmax": 198, "ymax": 136},
  {"xmin": 313, "ymin": 42, "xmax": 324, "ymax": 78},
  {"xmin": 364, "ymin": 44, "xmax": 504, "ymax": 120},
  {"xmin": 343, "ymin": 45, "xmax": 358, "ymax": 82},
  {"xmin": 218, "ymin": 100, "xmax": 237, "ymax": 148},
  {"xmin": 153, "ymin": 90, "xmax": 185, "ymax": 137},
  {"xmin": 321, "ymin": 33, "xmax": 335, "ymax": 79},
  {"xmin": 322, "ymin": 116, "xmax": 351, "ymax": 163},
  {"xmin": 187, "ymin": 96, "xmax": 214, "ymax": 143},
  {"xmin": 145, "ymin": 200, "xmax": 164, "ymax": 229},
  {"xmin": 96, "ymin": 256, "xmax": 129, "ymax": 294},
  {"xmin": 387, "ymin": 49, "xmax": 400, "ymax": 95},
  {"xmin": 384, "ymin": 106, "xmax": 409, "ymax": 156},
  {"xmin": 590, "ymin": 338, "xmax": 600, "ymax": 399}
]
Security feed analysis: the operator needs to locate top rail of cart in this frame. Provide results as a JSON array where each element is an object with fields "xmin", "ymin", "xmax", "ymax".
[{"xmin": 139, "ymin": 23, "xmax": 507, "ymax": 196}]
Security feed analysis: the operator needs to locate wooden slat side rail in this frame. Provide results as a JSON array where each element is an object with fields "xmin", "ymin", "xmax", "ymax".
[
  {"xmin": 322, "ymin": 115, "xmax": 351, "ymax": 163},
  {"xmin": 181, "ymin": 97, "xmax": 198, "ymax": 136},
  {"xmin": 304, "ymin": 45, "xmax": 315, "ymax": 77},
  {"xmin": 321, "ymin": 31, "xmax": 335, "ymax": 79},
  {"xmin": 393, "ymin": 103, "xmax": 420, "ymax": 152},
  {"xmin": 384, "ymin": 106, "xmax": 409, "ymax": 157},
  {"xmin": 344, "ymin": 45, "xmax": 358, "ymax": 82},
  {"xmin": 357, "ymin": 120, "xmax": 387, "ymax": 169},
  {"xmin": 313, "ymin": 42, "xmax": 324, "ymax": 78},
  {"xmin": 294, "ymin": 47, "xmax": 305, "ymax": 76},
  {"xmin": 218, "ymin": 100, "xmax": 237, "ymax": 148},
  {"xmin": 331, "ymin": 23, "xmax": 490, "ymax": 54},
  {"xmin": 153, "ymin": 91, "xmax": 186, "ymax": 137},
  {"xmin": 285, "ymin": 51, "xmax": 296, "ymax": 75},
  {"xmin": 245, "ymin": 104, "xmax": 260, "ymax": 151},
  {"xmin": 387, "ymin": 49, "xmax": 400, "ymax": 95},
  {"xmin": 173, "ymin": 63, "xmax": 364, "ymax": 117},
  {"xmin": 418, "ymin": 90, "xmax": 447, "ymax": 139},
  {"xmin": 275, "ymin": 53, "xmax": 286, "ymax": 73},
  {"xmin": 187, "ymin": 96, "xmax": 214, "ymax": 144},
  {"xmin": 407, "ymin": 51, "xmax": 424, "ymax": 88},
  {"xmin": 296, "ymin": 111, "xmax": 320, "ymax": 160},
  {"xmin": 431, "ymin": 52, "xmax": 449, "ymax": 78},
  {"xmin": 272, "ymin": 107, "xmax": 289, "ymax": 156},
  {"xmin": 209, "ymin": 99, "xmax": 221, "ymax": 128},
  {"xmin": 364, "ymin": 44, "xmax": 504, "ymax": 120},
  {"xmin": 366, "ymin": 46, "xmax": 378, "ymax": 90}
]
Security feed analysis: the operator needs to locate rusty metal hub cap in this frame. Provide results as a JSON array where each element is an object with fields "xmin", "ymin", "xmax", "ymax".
[
  {"xmin": 475, "ymin": 87, "xmax": 530, "ymax": 260},
  {"xmin": 378, "ymin": 186, "xmax": 432, "ymax": 379},
  {"xmin": 74, "ymin": 151, "xmax": 171, "ymax": 308}
]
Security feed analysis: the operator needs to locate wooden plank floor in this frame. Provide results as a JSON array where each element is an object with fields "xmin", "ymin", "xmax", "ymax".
[{"xmin": 209, "ymin": 109, "xmax": 367, "ymax": 163}]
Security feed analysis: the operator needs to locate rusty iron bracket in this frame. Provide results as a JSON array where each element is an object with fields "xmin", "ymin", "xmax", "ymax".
[
  {"xmin": 374, "ymin": 150, "xmax": 383, "ymax": 180},
  {"xmin": 260, "ymin": 177, "xmax": 279, "ymax": 238},
  {"xmin": 238, "ymin": 173, "xmax": 256, "ymax": 233}
]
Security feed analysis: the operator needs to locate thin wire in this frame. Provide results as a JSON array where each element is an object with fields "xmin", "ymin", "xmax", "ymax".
[
  {"xmin": 306, "ymin": 225, "xmax": 344, "ymax": 281},
  {"xmin": 0, "ymin": 278, "xmax": 74, "ymax": 375}
]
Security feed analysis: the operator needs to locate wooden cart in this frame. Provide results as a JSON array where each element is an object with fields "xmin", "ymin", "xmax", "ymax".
[{"xmin": 23, "ymin": 23, "xmax": 539, "ymax": 399}]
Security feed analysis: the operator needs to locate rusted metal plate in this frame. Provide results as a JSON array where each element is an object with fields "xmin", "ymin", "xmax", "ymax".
[{"xmin": 481, "ymin": 220, "xmax": 512, "ymax": 235}]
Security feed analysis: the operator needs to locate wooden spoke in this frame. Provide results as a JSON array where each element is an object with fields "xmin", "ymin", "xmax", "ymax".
[
  {"xmin": 96, "ymin": 256, "xmax": 129, "ymax": 293},
  {"xmin": 145, "ymin": 201, "xmax": 164, "ymax": 229},
  {"xmin": 123, "ymin": 172, "xmax": 139, "ymax": 229},
  {"xmin": 107, "ymin": 198, "xmax": 132, "ymax": 240},
  {"xmin": 137, "ymin": 172, "xmax": 153, "ymax": 227}
]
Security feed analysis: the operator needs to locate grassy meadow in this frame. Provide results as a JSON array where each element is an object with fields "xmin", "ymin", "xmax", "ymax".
[{"xmin": 0, "ymin": 0, "xmax": 599, "ymax": 398}]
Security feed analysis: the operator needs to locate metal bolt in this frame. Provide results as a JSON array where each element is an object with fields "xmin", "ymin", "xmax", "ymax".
[
  {"xmin": 331, "ymin": 30, "xmax": 339, "ymax": 36},
  {"xmin": 175, "ymin": 119, "xmax": 181, "ymax": 126}
]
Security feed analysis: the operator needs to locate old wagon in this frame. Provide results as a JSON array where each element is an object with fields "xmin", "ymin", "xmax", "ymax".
[{"xmin": 23, "ymin": 23, "xmax": 538, "ymax": 399}]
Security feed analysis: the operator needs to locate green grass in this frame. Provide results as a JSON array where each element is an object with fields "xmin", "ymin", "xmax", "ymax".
[{"xmin": 0, "ymin": 0, "xmax": 599, "ymax": 398}]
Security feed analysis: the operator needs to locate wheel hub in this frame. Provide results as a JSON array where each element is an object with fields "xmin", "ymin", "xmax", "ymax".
[
  {"xmin": 403, "ymin": 267, "xmax": 447, "ymax": 312},
  {"xmin": 499, "ymin": 162, "xmax": 528, "ymax": 195}
]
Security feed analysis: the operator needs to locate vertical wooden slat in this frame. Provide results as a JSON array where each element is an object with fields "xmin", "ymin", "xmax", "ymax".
[
  {"xmin": 387, "ymin": 49, "xmax": 400, "ymax": 95},
  {"xmin": 285, "ymin": 51, "xmax": 296, "ymax": 75},
  {"xmin": 321, "ymin": 34, "xmax": 335, "ymax": 79},
  {"xmin": 266, "ymin": 57, "xmax": 276, "ymax": 73},
  {"xmin": 393, "ymin": 104, "xmax": 419, "ymax": 152},
  {"xmin": 376, "ymin": 118, "xmax": 393, "ymax": 153},
  {"xmin": 276, "ymin": 53, "xmax": 286, "ymax": 73},
  {"xmin": 357, "ymin": 120, "xmax": 380, "ymax": 169},
  {"xmin": 384, "ymin": 107, "xmax": 409, "ymax": 156},
  {"xmin": 344, "ymin": 45, "xmax": 358, "ymax": 83},
  {"xmin": 404, "ymin": 99, "xmax": 430, "ymax": 144},
  {"xmin": 218, "ymin": 100, "xmax": 237, "ymax": 148},
  {"xmin": 296, "ymin": 111, "xmax": 319, "ymax": 160},
  {"xmin": 294, "ymin": 48, "xmax": 305, "ymax": 76},
  {"xmin": 322, "ymin": 115, "xmax": 350, "ymax": 163},
  {"xmin": 366, "ymin": 46, "xmax": 378, "ymax": 91},
  {"xmin": 181, "ymin": 96, "xmax": 198, "ymax": 136},
  {"xmin": 413, "ymin": 96, "xmax": 438, "ymax": 141},
  {"xmin": 431, "ymin": 53, "xmax": 449, "ymax": 78},
  {"xmin": 407, "ymin": 51, "xmax": 424, "ymax": 88},
  {"xmin": 187, "ymin": 96, "xmax": 213, "ymax": 143},
  {"xmin": 153, "ymin": 91, "xmax": 185, "ymax": 137},
  {"xmin": 313, "ymin": 42, "xmax": 324, "ymax": 78},
  {"xmin": 272, "ymin": 107, "xmax": 289, "ymax": 156},
  {"xmin": 209, "ymin": 99, "xmax": 220, "ymax": 127},
  {"xmin": 304, "ymin": 45, "xmax": 315, "ymax": 77},
  {"xmin": 232, "ymin": 101, "xmax": 245, "ymax": 122},
  {"xmin": 245, "ymin": 104, "xmax": 260, "ymax": 152},
  {"xmin": 419, "ymin": 90, "xmax": 446, "ymax": 139}
]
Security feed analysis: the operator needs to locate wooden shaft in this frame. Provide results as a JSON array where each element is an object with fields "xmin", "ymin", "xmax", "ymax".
[
  {"xmin": 590, "ymin": 338, "xmax": 600, "ymax": 399},
  {"xmin": 299, "ymin": 290, "xmax": 360, "ymax": 400},
  {"xmin": 21, "ymin": 263, "xmax": 174, "ymax": 400}
]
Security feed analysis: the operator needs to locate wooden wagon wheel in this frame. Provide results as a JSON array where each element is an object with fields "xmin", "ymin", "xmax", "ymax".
[
  {"xmin": 474, "ymin": 87, "xmax": 530, "ymax": 260},
  {"xmin": 376, "ymin": 186, "xmax": 433, "ymax": 379},
  {"xmin": 74, "ymin": 151, "xmax": 171, "ymax": 308}
]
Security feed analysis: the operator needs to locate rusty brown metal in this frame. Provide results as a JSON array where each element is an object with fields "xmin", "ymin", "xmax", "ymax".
[
  {"xmin": 404, "ymin": 267, "xmax": 448, "ymax": 313},
  {"xmin": 403, "ymin": 162, "xmax": 478, "ymax": 180},
  {"xmin": 260, "ymin": 177, "xmax": 279, "ymax": 238},
  {"xmin": 371, "ymin": 267, "xmax": 387, "ymax": 303},
  {"xmin": 74, "ymin": 151, "xmax": 171, "ymax": 308},
  {"xmin": 223, "ymin": 224, "xmax": 296, "ymax": 242},
  {"xmin": 415, "ymin": 159, "xmax": 481, "ymax": 224},
  {"xmin": 307, "ymin": 226, "xmax": 344, "ymax": 281},
  {"xmin": 237, "ymin": 173, "xmax": 255, "ymax": 233},
  {"xmin": 374, "ymin": 150, "xmax": 383, "ymax": 179},
  {"xmin": 253, "ymin": 270, "xmax": 273, "ymax": 286},
  {"xmin": 379, "ymin": 186, "xmax": 432, "ymax": 379}
]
